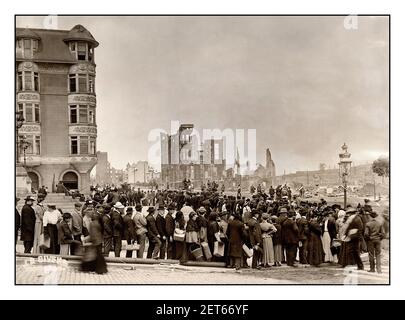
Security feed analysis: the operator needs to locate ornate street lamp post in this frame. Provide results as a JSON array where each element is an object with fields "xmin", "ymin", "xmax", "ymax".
[
  {"xmin": 19, "ymin": 135, "xmax": 31, "ymax": 167},
  {"xmin": 338, "ymin": 143, "xmax": 352, "ymax": 209},
  {"xmin": 16, "ymin": 111, "xmax": 24, "ymax": 163}
]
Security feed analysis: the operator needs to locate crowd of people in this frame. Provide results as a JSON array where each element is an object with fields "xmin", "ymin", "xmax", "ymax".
[{"xmin": 16, "ymin": 184, "xmax": 389, "ymax": 274}]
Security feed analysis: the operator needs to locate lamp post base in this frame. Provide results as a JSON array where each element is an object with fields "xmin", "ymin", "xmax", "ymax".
[{"xmin": 16, "ymin": 163, "xmax": 31, "ymax": 197}]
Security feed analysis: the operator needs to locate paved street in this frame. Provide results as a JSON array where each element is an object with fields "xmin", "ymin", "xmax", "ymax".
[{"xmin": 16, "ymin": 252, "xmax": 389, "ymax": 285}]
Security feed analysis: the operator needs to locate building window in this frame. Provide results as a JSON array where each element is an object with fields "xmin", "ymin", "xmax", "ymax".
[
  {"xmin": 35, "ymin": 136, "xmax": 41, "ymax": 155},
  {"xmin": 89, "ymin": 75, "xmax": 95, "ymax": 93},
  {"xmin": 17, "ymin": 72, "xmax": 23, "ymax": 91},
  {"xmin": 88, "ymin": 47, "xmax": 94, "ymax": 62},
  {"xmin": 19, "ymin": 103, "xmax": 40, "ymax": 123},
  {"xmin": 77, "ymin": 42, "xmax": 87, "ymax": 60},
  {"xmin": 79, "ymin": 105, "xmax": 88, "ymax": 123},
  {"xmin": 24, "ymin": 71, "xmax": 32, "ymax": 90},
  {"xmin": 88, "ymin": 107, "xmax": 95, "ymax": 124},
  {"xmin": 70, "ymin": 136, "xmax": 78, "ymax": 155},
  {"xmin": 69, "ymin": 75, "xmax": 77, "ymax": 93},
  {"xmin": 80, "ymin": 136, "xmax": 89, "ymax": 155},
  {"xmin": 20, "ymin": 135, "xmax": 40, "ymax": 155},
  {"xmin": 24, "ymin": 39, "xmax": 31, "ymax": 50},
  {"xmin": 70, "ymin": 42, "xmax": 76, "ymax": 52},
  {"xmin": 18, "ymin": 71, "xmax": 39, "ymax": 92},
  {"xmin": 78, "ymin": 74, "xmax": 87, "ymax": 92},
  {"xmin": 34, "ymin": 73, "xmax": 39, "ymax": 91},
  {"xmin": 70, "ymin": 136, "xmax": 95, "ymax": 155},
  {"xmin": 33, "ymin": 40, "xmax": 38, "ymax": 51},
  {"xmin": 70, "ymin": 105, "xmax": 78, "ymax": 123},
  {"xmin": 89, "ymin": 139, "xmax": 96, "ymax": 155}
]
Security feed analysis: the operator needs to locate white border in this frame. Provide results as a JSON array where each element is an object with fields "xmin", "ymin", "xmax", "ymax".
[{"xmin": 1, "ymin": 0, "xmax": 404, "ymax": 300}]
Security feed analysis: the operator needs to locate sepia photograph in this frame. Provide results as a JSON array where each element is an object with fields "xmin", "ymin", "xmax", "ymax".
[{"xmin": 14, "ymin": 15, "xmax": 389, "ymax": 285}]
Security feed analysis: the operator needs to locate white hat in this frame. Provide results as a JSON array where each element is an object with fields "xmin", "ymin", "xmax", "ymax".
[{"xmin": 113, "ymin": 202, "xmax": 125, "ymax": 209}]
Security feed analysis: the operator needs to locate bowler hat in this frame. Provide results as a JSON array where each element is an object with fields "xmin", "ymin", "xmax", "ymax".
[
  {"xmin": 135, "ymin": 204, "xmax": 142, "ymax": 211},
  {"xmin": 148, "ymin": 207, "xmax": 155, "ymax": 213},
  {"xmin": 24, "ymin": 195, "xmax": 35, "ymax": 202},
  {"xmin": 126, "ymin": 207, "xmax": 133, "ymax": 213}
]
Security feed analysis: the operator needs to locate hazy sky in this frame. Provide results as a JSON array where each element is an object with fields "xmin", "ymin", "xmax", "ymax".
[{"xmin": 17, "ymin": 16, "xmax": 389, "ymax": 173}]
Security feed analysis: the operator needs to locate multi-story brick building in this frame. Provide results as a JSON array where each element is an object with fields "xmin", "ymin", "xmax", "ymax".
[{"xmin": 16, "ymin": 25, "xmax": 99, "ymax": 194}]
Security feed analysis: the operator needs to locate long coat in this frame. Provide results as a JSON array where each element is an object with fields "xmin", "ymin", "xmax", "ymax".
[
  {"xmin": 123, "ymin": 213, "xmax": 135, "ymax": 242},
  {"xmin": 307, "ymin": 221, "xmax": 325, "ymax": 266},
  {"xmin": 227, "ymin": 219, "xmax": 245, "ymax": 258},
  {"xmin": 282, "ymin": 219, "xmax": 299, "ymax": 245},
  {"xmin": 20, "ymin": 204, "xmax": 36, "ymax": 241},
  {"xmin": 247, "ymin": 218, "xmax": 262, "ymax": 246}
]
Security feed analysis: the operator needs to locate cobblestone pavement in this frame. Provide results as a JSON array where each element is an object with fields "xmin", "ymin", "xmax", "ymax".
[{"xmin": 16, "ymin": 253, "xmax": 389, "ymax": 285}]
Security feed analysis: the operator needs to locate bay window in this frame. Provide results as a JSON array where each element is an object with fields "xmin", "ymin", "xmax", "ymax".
[
  {"xmin": 20, "ymin": 134, "xmax": 40, "ymax": 155},
  {"xmin": 79, "ymin": 105, "xmax": 88, "ymax": 123},
  {"xmin": 70, "ymin": 135, "xmax": 96, "ymax": 155},
  {"xmin": 17, "ymin": 71, "xmax": 39, "ymax": 92},
  {"xmin": 69, "ymin": 104, "xmax": 96, "ymax": 124},
  {"xmin": 18, "ymin": 103, "xmax": 40, "ymax": 123},
  {"xmin": 68, "ymin": 74, "xmax": 95, "ymax": 94}
]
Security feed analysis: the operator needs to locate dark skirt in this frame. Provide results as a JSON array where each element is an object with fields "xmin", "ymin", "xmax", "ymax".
[
  {"xmin": 44, "ymin": 224, "xmax": 60, "ymax": 255},
  {"xmin": 174, "ymin": 241, "xmax": 185, "ymax": 260},
  {"xmin": 338, "ymin": 241, "xmax": 356, "ymax": 266},
  {"xmin": 81, "ymin": 244, "xmax": 108, "ymax": 274},
  {"xmin": 307, "ymin": 233, "xmax": 324, "ymax": 266}
]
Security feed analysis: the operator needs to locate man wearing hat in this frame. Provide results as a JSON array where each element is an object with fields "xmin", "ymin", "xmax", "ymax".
[
  {"xmin": 165, "ymin": 203, "xmax": 177, "ymax": 259},
  {"xmin": 364, "ymin": 211, "xmax": 385, "ymax": 273},
  {"xmin": 283, "ymin": 210, "xmax": 299, "ymax": 267},
  {"xmin": 344, "ymin": 207, "xmax": 364, "ymax": 270},
  {"xmin": 156, "ymin": 204, "xmax": 167, "ymax": 259},
  {"xmin": 133, "ymin": 203, "xmax": 147, "ymax": 258},
  {"xmin": 21, "ymin": 196, "xmax": 36, "ymax": 253},
  {"xmin": 296, "ymin": 209, "xmax": 309, "ymax": 265},
  {"xmin": 101, "ymin": 204, "xmax": 113, "ymax": 256},
  {"xmin": 146, "ymin": 207, "xmax": 161, "ymax": 259},
  {"xmin": 123, "ymin": 207, "xmax": 135, "ymax": 258},
  {"xmin": 247, "ymin": 209, "xmax": 263, "ymax": 269},
  {"xmin": 111, "ymin": 202, "xmax": 125, "ymax": 257}
]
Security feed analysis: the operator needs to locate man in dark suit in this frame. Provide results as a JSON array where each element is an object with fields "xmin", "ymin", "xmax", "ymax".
[
  {"xmin": 165, "ymin": 203, "xmax": 176, "ymax": 259},
  {"xmin": 146, "ymin": 207, "xmax": 161, "ymax": 259},
  {"xmin": 297, "ymin": 209, "xmax": 309, "ymax": 265},
  {"xmin": 247, "ymin": 210, "xmax": 263, "ymax": 269},
  {"xmin": 156, "ymin": 204, "xmax": 167, "ymax": 259},
  {"xmin": 101, "ymin": 205, "xmax": 113, "ymax": 256},
  {"xmin": 111, "ymin": 202, "xmax": 125, "ymax": 257},
  {"xmin": 278, "ymin": 207, "xmax": 288, "ymax": 263},
  {"xmin": 345, "ymin": 207, "xmax": 364, "ymax": 270},
  {"xmin": 282, "ymin": 210, "xmax": 299, "ymax": 267},
  {"xmin": 123, "ymin": 207, "xmax": 135, "ymax": 258},
  {"xmin": 20, "ymin": 195, "xmax": 36, "ymax": 253}
]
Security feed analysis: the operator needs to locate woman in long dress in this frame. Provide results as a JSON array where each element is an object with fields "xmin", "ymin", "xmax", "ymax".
[
  {"xmin": 32, "ymin": 196, "xmax": 45, "ymax": 254},
  {"xmin": 307, "ymin": 216, "xmax": 325, "ymax": 267},
  {"xmin": 43, "ymin": 204, "xmax": 62, "ymax": 254},
  {"xmin": 81, "ymin": 212, "xmax": 108, "ymax": 274},
  {"xmin": 260, "ymin": 213, "xmax": 277, "ymax": 268},
  {"xmin": 174, "ymin": 211, "xmax": 186, "ymax": 260}
]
